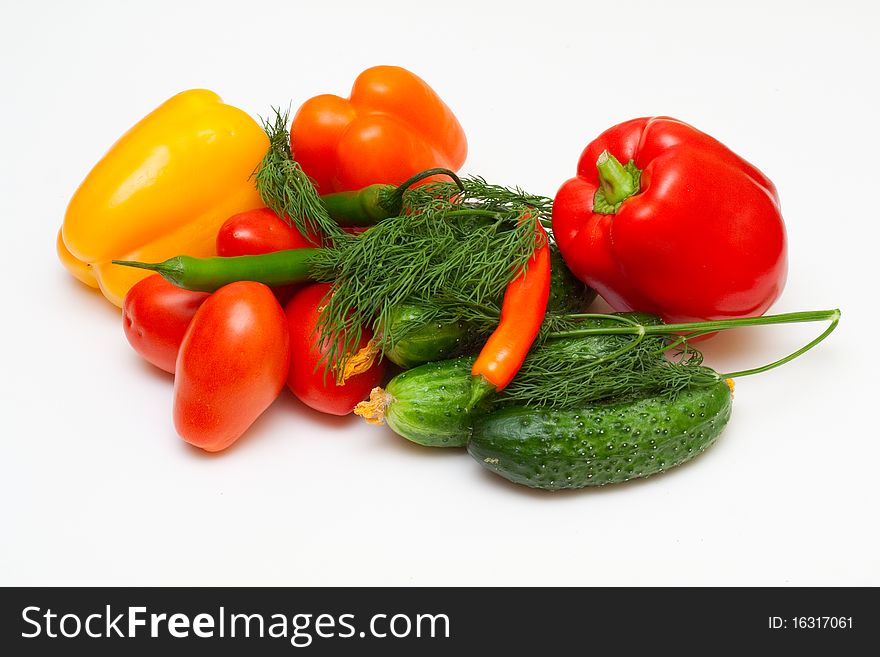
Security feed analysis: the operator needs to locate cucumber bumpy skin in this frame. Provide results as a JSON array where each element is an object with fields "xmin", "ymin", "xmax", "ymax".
[
  {"xmin": 468, "ymin": 380, "xmax": 733, "ymax": 490},
  {"xmin": 377, "ymin": 357, "xmax": 480, "ymax": 447}
]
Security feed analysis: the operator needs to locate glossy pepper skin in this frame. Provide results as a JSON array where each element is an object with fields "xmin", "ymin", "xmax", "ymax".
[
  {"xmin": 58, "ymin": 90, "xmax": 268, "ymax": 307},
  {"xmin": 290, "ymin": 66, "xmax": 467, "ymax": 193},
  {"xmin": 472, "ymin": 220, "xmax": 550, "ymax": 393},
  {"xmin": 553, "ymin": 117, "xmax": 787, "ymax": 324}
]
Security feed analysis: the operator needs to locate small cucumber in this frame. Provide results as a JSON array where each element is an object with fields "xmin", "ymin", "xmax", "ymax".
[
  {"xmin": 355, "ymin": 357, "xmax": 480, "ymax": 447},
  {"xmin": 468, "ymin": 380, "xmax": 733, "ymax": 490},
  {"xmin": 381, "ymin": 304, "xmax": 471, "ymax": 369}
]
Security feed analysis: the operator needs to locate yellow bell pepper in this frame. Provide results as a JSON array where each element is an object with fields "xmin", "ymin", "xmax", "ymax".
[{"xmin": 58, "ymin": 89, "xmax": 268, "ymax": 306}]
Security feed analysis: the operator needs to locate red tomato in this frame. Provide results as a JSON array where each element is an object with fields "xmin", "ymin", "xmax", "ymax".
[
  {"xmin": 122, "ymin": 274, "xmax": 210, "ymax": 374},
  {"xmin": 216, "ymin": 207, "xmax": 313, "ymax": 306},
  {"xmin": 216, "ymin": 207, "xmax": 313, "ymax": 256},
  {"xmin": 285, "ymin": 283, "xmax": 384, "ymax": 416},
  {"xmin": 174, "ymin": 282, "xmax": 290, "ymax": 452}
]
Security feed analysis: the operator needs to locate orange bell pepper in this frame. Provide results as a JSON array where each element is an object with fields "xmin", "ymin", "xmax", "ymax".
[
  {"xmin": 58, "ymin": 90, "xmax": 267, "ymax": 307},
  {"xmin": 290, "ymin": 66, "xmax": 467, "ymax": 193}
]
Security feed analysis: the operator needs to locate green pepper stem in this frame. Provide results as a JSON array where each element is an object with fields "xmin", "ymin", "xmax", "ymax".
[
  {"xmin": 467, "ymin": 375, "xmax": 497, "ymax": 411},
  {"xmin": 596, "ymin": 150, "xmax": 638, "ymax": 205},
  {"xmin": 549, "ymin": 309, "xmax": 841, "ymax": 379}
]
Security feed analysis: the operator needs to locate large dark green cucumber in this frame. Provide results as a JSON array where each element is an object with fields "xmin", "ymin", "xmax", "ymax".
[
  {"xmin": 468, "ymin": 380, "xmax": 733, "ymax": 490},
  {"xmin": 364, "ymin": 357, "xmax": 480, "ymax": 447},
  {"xmin": 381, "ymin": 246, "xmax": 596, "ymax": 369}
]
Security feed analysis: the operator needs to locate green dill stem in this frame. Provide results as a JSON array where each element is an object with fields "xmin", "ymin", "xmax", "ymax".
[
  {"xmin": 720, "ymin": 312, "xmax": 840, "ymax": 379},
  {"xmin": 549, "ymin": 309, "xmax": 841, "ymax": 379},
  {"xmin": 552, "ymin": 310, "xmax": 838, "ymax": 337}
]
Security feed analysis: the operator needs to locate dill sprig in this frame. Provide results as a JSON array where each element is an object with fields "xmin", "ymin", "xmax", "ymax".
[
  {"xmin": 502, "ymin": 315, "xmax": 720, "ymax": 409},
  {"xmin": 309, "ymin": 177, "xmax": 546, "ymax": 373},
  {"xmin": 254, "ymin": 108, "xmax": 344, "ymax": 244}
]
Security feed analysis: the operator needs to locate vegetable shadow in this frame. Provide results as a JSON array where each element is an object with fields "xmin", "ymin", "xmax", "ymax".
[
  {"xmin": 59, "ymin": 273, "xmax": 121, "ymax": 321},
  {"xmin": 370, "ymin": 425, "xmax": 469, "ymax": 461}
]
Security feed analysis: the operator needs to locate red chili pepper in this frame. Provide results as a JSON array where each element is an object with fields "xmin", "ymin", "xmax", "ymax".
[
  {"xmin": 552, "ymin": 117, "xmax": 787, "ymax": 324},
  {"xmin": 471, "ymin": 221, "xmax": 550, "ymax": 396}
]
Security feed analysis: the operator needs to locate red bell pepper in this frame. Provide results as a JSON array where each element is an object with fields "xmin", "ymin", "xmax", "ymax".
[
  {"xmin": 290, "ymin": 66, "xmax": 467, "ymax": 193},
  {"xmin": 552, "ymin": 117, "xmax": 787, "ymax": 324}
]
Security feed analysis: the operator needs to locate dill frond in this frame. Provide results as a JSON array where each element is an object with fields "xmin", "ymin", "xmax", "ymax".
[
  {"xmin": 254, "ymin": 108, "xmax": 345, "ymax": 244},
  {"xmin": 502, "ymin": 318, "xmax": 720, "ymax": 409},
  {"xmin": 309, "ymin": 177, "xmax": 548, "ymax": 375}
]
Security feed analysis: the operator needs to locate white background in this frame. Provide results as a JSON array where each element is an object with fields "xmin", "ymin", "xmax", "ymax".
[{"xmin": 1, "ymin": 0, "xmax": 877, "ymax": 586}]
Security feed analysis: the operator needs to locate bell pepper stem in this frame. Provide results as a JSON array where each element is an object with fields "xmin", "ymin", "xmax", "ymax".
[{"xmin": 596, "ymin": 150, "xmax": 638, "ymax": 205}]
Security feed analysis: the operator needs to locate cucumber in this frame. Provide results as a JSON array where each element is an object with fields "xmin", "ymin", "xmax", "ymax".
[
  {"xmin": 381, "ymin": 246, "xmax": 596, "ymax": 369},
  {"xmin": 468, "ymin": 379, "xmax": 733, "ymax": 490},
  {"xmin": 382, "ymin": 304, "xmax": 470, "ymax": 369},
  {"xmin": 547, "ymin": 246, "xmax": 596, "ymax": 313},
  {"xmin": 355, "ymin": 357, "xmax": 480, "ymax": 447}
]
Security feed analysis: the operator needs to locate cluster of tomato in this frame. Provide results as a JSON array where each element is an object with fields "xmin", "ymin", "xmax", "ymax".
[{"xmin": 122, "ymin": 209, "xmax": 383, "ymax": 452}]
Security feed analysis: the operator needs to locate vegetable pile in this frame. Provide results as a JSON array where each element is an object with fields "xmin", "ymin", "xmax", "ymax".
[{"xmin": 58, "ymin": 66, "xmax": 840, "ymax": 491}]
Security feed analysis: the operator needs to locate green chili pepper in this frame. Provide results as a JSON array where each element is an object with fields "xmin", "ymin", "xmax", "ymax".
[{"xmin": 113, "ymin": 249, "xmax": 320, "ymax": 293}]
